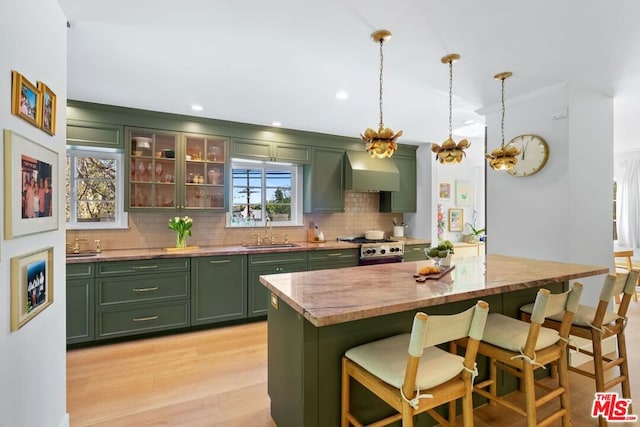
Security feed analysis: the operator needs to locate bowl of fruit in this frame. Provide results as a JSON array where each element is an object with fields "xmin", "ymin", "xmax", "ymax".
[{"xmin": 424, "ymin": 240, "xmax": 454, "ymax": 267}]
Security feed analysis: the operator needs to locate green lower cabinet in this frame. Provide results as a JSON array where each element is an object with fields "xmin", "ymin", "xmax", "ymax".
[
  {"xmin": 66, "ymin": 277, "xmax": 95, "ymax": 344},
  {"xmin": 97, "ymin": 300, "xmax": 190, "ymax": 339},
  {"xmin": 307, "ymin": 249, "xmax": 359, "ymax": 271},
  {"xmin": 403, "ymin": 243, "xmax": 429, "ymax": 262},
  {"xmin": 191, "ymin": 255, "xmax": 247, "ymax": 325}
]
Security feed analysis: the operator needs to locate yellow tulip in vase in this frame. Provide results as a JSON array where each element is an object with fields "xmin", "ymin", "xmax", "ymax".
[{"xmin": 168, "ymin": 216, "xmax": 193, "ymax": 249}]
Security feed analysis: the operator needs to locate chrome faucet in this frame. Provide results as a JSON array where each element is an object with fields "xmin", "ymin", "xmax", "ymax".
[{"xmin": 264, "ymin": 216, "xmax": 273, "ymax": 243}]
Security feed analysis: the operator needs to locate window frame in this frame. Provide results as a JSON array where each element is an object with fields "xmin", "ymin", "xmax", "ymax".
[
  {"xmin": 227, "ymin": 158, "xmax": 303, "ymax": 228},
  {"xmin": 66, "ymin": 145, "xmax": 128, "ymax": 230}
]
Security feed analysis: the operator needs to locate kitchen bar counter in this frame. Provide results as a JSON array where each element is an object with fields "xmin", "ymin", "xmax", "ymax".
[
  {"xmin": 65, "ymin": 237, "xmax": 430, "ymax": 263},
  {"xmin": 260, "ymin": 255, "xmax": 607, "ymax": 427}
]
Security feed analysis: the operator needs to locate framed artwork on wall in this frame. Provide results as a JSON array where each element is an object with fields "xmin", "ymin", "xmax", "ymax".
[
  {"xmin": 11, "ymin": 70, "xmax": 42, "ymax": 128},
  {"xmin": 37, "ymin": 81, "xmax": 57, "ymax": 135},
  {"xmin": 10, "ymin": 246, "xmax": 54, "ymax": 331},
  {"xmin": 448, "ymin": 208, "xmax": 464, "ymax": 232},
  {"xmin": 3, "ymin": 129, "xmax": 58, "ymax": 239},
  {"xmin": 455, "ymin": 180, "xmax": 473, "ymax": 206},
  {"xmin": 438, "ymin": 181, "xmax": 452, "ymax": 200}
]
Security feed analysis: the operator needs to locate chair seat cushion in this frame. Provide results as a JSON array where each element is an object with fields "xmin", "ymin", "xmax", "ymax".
[
  {"xmin": 482, "ymin": 313, "xmax": 560, "ymax": 352},
  {"xmin": 345, "ymin": 333, "xmax": 464, "ymax": 390},
  {"xmin": 520, "ymin": 303, "xmax": 619, "ymax": 327}
]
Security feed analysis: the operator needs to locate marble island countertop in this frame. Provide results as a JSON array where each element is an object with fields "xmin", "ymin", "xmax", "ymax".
[
  {"xmin": 259, "ymin": 254, "xmax": 608, "ymax": 327},
  {"xmin": 65, "ymin": 237, "xmax": 431, "ymax": 263}
]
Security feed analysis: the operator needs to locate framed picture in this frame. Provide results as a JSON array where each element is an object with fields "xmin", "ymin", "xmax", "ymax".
[
  {"xmin": 455, "ymin": 180, "xmax": 473, "ymax": 206},
  {"xmin": 37, "ymin": 82, "xmax": 57, "ymax": 135},
  {"xmin": 438, "ymin": 181, "xmax": 452, "ymax": 200},
  {"xmin": 11, "ymin": 70, "xmax": 41, "ymax": 128},
  {"xmin": 3, "ymin": 129, "xmax": 58, "ymax": 239},
  {"xmin": 448, "ymin": 208, "xmax": 464, "ymax": 232},
  {"xmin": 10, "ymin": 247, "xmax": 54, "ymax": 331}
]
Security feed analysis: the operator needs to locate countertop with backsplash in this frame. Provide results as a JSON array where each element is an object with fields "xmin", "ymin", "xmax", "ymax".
[{"xmin": 65, "ymin": 237, "xmax": 431, "ymax": 264}]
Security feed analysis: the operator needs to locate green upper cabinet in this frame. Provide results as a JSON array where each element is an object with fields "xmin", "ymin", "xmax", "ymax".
[
  {"xmin": 231, "ymin": 138, "xmax": 310, "ymax": 164},
  {"xmin": 303, "ymin": 147, "xmax": 344, "ymax": 212},
  {"xmin": 67, "ymin": 119, "xmax": 123, "ymax": 149},
  {"xmin": 380, "ymin": 154, "xmax": 417, "ymax": 213},
  {"xmin": 125, "ymin": 127, "xmax": 227, "ymax": 211}
]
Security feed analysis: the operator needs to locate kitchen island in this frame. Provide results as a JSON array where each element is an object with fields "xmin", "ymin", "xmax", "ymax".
[{"xmin": 260, "ymin": 254, "xmax": 607, "ymax": 427}]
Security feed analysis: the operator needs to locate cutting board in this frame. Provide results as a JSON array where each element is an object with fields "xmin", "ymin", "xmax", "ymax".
[{"xmin": 415, "ymin": 265, "xmax": 455, "ymax": 282}]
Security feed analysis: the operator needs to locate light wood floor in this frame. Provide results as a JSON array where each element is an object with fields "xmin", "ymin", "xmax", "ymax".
[{"xmin": 67, "ymin": 302, "xmax": 640, "ymax": 426}]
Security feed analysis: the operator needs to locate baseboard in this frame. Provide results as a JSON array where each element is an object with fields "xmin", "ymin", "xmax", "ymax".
[{"xmin": 569, "ymin": 335, "xmax": 616, "ymax": 367}]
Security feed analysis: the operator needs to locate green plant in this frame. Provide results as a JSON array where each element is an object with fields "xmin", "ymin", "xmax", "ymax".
[
  {"xmin": 466, "ymin": 223, "xmax": 485, "ymax": 236},
  {"xmin": 427, "ymin": 240, "xmax": 454, "ymax": 258}
]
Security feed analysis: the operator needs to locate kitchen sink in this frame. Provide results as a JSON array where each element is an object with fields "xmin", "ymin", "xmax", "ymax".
[
  {"xmin": 66, "ymin": 251, "xmax": 99, "ymax": 258},
  {"xmin": 242, "ymin": 243, "xmax": 300, "ymax": 249}
]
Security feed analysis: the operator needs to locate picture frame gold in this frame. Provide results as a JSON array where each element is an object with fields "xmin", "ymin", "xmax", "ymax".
[
  {"xmin": 10, "ymin": 246, "xmax": 54, "ymax": 331},
  {"xmin": 37, "ymin": 82, "xmax": 57, "ymax": 135},
  {"xmin": 3, "ymin": 129, "xmax": 59, "ymax": 239},
  {"xmin": 438, "ymin": 181, "xmax": 452, "ymax": 200},
  {"xmin": 11, "ymin": 70, "xmax": 42, "ymax": 128},
  {"xmin": 448, "ymin": 208, "xmax": 464, "ymax": 232}
]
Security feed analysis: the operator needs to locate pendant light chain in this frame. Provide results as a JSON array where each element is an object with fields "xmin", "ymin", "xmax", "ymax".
[
  {"xmin": 378, "ymin": 38, "xmax": 384, "ymax": 131},
  {"xmin": 500, "ymin": 76, "xmax": 506, "ymax": 148},
  {"xmin": 448, "ymin": 60, "xmax": 453, "ymax": 138}
]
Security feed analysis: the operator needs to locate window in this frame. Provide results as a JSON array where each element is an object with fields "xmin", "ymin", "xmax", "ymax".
[
  {"xmin": 229, "ymin": 159, "xmax": 302, "ymax": 227},
  {"xmin": 66, "ymin": 146, "xmax": 128, "ymax": 229}
]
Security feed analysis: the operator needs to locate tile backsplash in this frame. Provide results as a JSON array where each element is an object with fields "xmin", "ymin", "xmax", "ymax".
[{"xmin": 66, "ymin": 191, "xmax": 402, "ymax": 251}]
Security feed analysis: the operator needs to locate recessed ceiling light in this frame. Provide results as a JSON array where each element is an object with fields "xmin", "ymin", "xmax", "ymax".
[
  {"xmin": 463, "ymin": 119, "xmax": 475, "ymax": 125},
  {"xmin": 191, "ymin": 104, "xmax": 203, "ymax": 112},
  {"xmin": 271, "ymin": 121, "xmax": 282, "ymax": 127},
  {"xmin": 336, "ymin": 90, "xmax": 349, "ymax": 100}
]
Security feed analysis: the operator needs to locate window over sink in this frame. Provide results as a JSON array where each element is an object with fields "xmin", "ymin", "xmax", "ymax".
[{"xmin": 228, "ymin": 159, "xmax": 302, "ymax": 227}]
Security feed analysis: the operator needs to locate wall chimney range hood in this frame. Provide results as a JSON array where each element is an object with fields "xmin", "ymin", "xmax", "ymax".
[{"xmin": 344, "ymin": 150, "xmax": 400, "ymax": 192}]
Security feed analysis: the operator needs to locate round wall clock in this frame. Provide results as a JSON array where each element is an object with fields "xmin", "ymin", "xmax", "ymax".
[{"xmin": 506, "ymin": 134, "xmax": 549, "ymax": 177}]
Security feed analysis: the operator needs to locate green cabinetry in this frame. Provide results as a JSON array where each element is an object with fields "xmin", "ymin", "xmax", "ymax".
[
  {"xmin": 231, "ymin": 138, "xmax": 310, "ymax": 164},
  {"xmin": 304, "ymin": 147, "xmax": 345, "ymax": 212},
  {"xmin": 380, "ymin": 154, "xmax": 417, "ymax": 212},
  {"xmin": 66, "ymin": 263, "xmax": 95, "ymax": 344},
  {"xmin": 67, "ymin": 119, "xmax": 123, "ymax": 149},
  {"xmin": 191, "ymin": 255, "xmax": 247, "ymax": 325},
  {"xmin": 403, "ymin": 243, "xmax": 429, "ymax": 262},
  {"xmin": 248, "ymin": 251, "xmax": 308, "ymax": 317},
  {"xmin": 95, "ymin": 258, "xmax": 190, "ymax": 339},
  {"xmin": 307, "ymin": 248, "xmax": 359, "ymax": 271}
]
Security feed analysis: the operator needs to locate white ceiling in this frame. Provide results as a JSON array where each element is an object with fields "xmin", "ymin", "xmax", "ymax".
[{"xmin": 59, "ymin": 0, "xmax": 640, "ymax": 151}]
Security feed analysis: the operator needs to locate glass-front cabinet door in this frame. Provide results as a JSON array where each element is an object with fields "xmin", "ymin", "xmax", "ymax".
[
  {"xmin": 183, "ymin": 133, "xmax": 226, "ymax": 210},
  {"xmin": 126, "ymin": 127, "xmax": 227, "ymax": 211}
]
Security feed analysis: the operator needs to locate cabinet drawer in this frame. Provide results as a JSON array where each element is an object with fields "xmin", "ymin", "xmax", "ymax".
[
  {"xmin": 96, "ymin": 258, "xmax": 190, "ymax": 277},
  {"xmin": 308, "ymin": 249, "xmax": 358, "ymax": 262},
  {"xmin": 404, "ymin": 244, "xmax": 429, "ymax": 262},
  {"xmin": 248, "ymin": 251, "xmax": 308, "ymax": 266},
  {"xmin": 97, "ymin": 300, "xmax": 189, "ymax": 339},
  {"xmin": 97, "ymin": 272, "xmax": 190, "ymax": 306},
  {"xmin": 66, "ymin": 263, "xmax": 94, "ymax": 279}
]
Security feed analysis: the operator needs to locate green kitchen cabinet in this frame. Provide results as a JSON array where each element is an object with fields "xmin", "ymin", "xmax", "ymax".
[
  {"xmin": 191, "ymin": 255, "xmax": 247, "ymax": 325},
  {"xmin": 125, "ymin": 127, "xmax": 228, "ymax": 211},
  {"xmin": 67, "ymin": 119, "xmax": 123, "ymax": 149},
  {"xmin": 380, "ymin": 154, "xmax": 417, "ymax": 212},
  {"xmin": 66, "ymin": 263, "xmax": 95, "ymax": 344},
  {"xmin": 403, "ymin": 243, "xmax": 429, "ymax": 262},
  {"xmin": 231, "ymin": 138, "xmax": 311, "ymax": 164},
  {"xmin": 248, "ymin": 251, "xmax": 308, "ymax": 317},
  {"xmin": 95, "ymin": 258, "xmax": 191, "ymax": 340},
  {"xmin": 307, "ymin": 248, "xmax": 359, "ymax": 271},
  {"xmin": 303, "ymin": 147, "xmax": 345, "ymax": 212}
]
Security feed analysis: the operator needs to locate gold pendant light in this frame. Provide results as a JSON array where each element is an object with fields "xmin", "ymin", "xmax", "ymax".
[
  {"xmin": 485, "ymin": 71, "xmax": 520, "ymax": 171},
  {"xmin": 431, "ymin": 54, "xmax": 470, "ymax": 164},
  {"xmin": 360, "ymin": 29, "xmax": 402, "ymax": 159}
]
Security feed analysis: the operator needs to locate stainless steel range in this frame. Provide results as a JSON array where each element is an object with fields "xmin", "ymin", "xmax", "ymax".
[{"xmin": 339, "ymin": 237, "xmax": 404, "ymax": 265}]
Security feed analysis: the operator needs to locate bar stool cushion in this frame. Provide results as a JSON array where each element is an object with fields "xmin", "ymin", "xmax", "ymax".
[
  {"xmin": 520, "ymin": 303, "xmax": 619, "ymax": 327},
  {"xmin": 482, "ymin": 313, "xmax": 560, "ymax": 351},
  {"xmin": 345, "ymin": 333, "xmax": 464, "ymax": 390}
]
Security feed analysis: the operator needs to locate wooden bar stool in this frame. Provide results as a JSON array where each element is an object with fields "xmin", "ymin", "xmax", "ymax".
[
  {"xmin": 459, "ymin": 283, "xmax": 583, "ymax": 427},
  {"xmin": 614, "ymin": 250, "xmax": 638, "ymax": 302},
  {"xmin": 520, "ymin": 272, "xmax": 639, "ymax": 427},
  {"xmin": 341, "ymin": 301, "xmax": 489, "ymax": 427}
]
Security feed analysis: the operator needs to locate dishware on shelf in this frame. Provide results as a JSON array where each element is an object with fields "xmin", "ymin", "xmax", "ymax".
[
  {"xmin": 207, "ymin": 146, "xmax": 222, "ymax": 161},
  {"xmin": 155, "ymin": 163, "xmax": 163, "ymax": 180}
]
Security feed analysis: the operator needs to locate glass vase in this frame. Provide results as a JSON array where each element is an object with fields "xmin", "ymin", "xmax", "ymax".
[{"xmin": 176, "ymin": 234, "xmax": 187, "ymax": 248}]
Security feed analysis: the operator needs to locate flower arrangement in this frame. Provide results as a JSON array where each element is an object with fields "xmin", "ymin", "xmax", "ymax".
[
  {"xmin": 168, "ymin": 216, "xmax": 193, "ymax": 248},
  {"xmin": 436, "ymin": 204, "xmax": 445, "ymax": 241}
]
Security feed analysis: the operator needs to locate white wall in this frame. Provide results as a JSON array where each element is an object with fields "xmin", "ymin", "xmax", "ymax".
[
  {"xmin": 485, "ymin": 82, "xmax": 612, "ymax": 305},
  {"xmin": 0, "ymin": 1, "xmax": 68, "ymax": 426}
]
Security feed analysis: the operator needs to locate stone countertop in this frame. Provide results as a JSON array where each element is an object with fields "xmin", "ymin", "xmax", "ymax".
[
  {"xmin": 259, "ymin": 254, "xmax": 608, "ymax": 327},
  {"xmin": 65, "ymin": 237, "xmax": 431, "ymax": 264}
]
